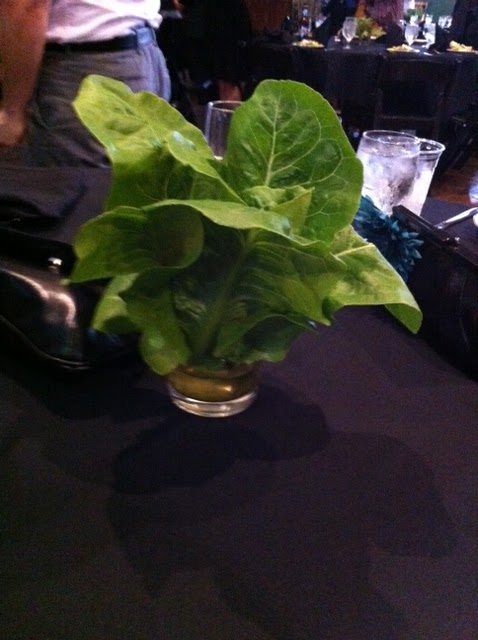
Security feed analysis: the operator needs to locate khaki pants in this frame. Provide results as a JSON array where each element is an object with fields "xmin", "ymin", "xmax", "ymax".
[{"xmin": 28, "ymin": 37, "xmax": 171, "ymax": 167}]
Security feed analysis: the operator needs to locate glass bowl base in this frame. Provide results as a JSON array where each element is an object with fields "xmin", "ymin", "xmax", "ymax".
[{"xmin": 167, "ymin": 385, "xmax": 257, "ymax": 418}]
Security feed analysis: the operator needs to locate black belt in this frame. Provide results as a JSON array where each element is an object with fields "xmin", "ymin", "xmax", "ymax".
[{"xmin": 45, "ymin": 25, "xmax": 156, "ymax": 54}]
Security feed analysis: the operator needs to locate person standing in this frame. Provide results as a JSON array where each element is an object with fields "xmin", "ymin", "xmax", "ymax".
[{"xmin": 0, "ymin": 0, "xmax": 171, "ymax": 166}]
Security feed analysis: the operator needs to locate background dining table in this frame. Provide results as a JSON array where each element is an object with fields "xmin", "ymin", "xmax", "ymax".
[
  {"xmin": 245, "ymin": 38, "xmax": 478, "ymax": 141},
  {"xmin": 1, "ymin": 166, "xmax": 478, "ymax": 639}
]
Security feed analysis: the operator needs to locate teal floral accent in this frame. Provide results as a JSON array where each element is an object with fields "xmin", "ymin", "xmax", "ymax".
[{"xmin": 353, "ymin": 196, "xmax": 423, "ymax": 281}]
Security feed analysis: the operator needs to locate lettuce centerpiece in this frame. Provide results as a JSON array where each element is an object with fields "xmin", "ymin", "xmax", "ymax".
[
  {"xmin": 356, "ymin": 17, "xmax": 385, "ymax": 40},
  {"xmin": 69, "ymin": 76, "xmax": 421, "ymax": 376}
]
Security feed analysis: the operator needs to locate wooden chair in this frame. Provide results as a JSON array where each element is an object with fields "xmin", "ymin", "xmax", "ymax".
[{"xmin": 372, "ymin": 56, "xmax": 456, "ymax": 141}]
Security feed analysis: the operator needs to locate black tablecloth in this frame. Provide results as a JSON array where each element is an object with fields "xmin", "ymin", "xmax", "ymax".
[
  {"xmin": 2, "ymin": 305, "xmax": 477, "ymax": 640},
  {"xmin": 248, "ymin": 40, "xmax": 478, "ymax": 139},
  {"xmin": 1, "ymin": 169, "xmax": 478, "ymax": 639}
]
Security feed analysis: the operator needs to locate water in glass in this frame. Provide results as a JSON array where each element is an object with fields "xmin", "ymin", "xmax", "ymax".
[
  {"xmin": 401, "ymin": 138, "xmax": 445, "ymax": 215},
  {"xmin": 356, "ymin": 131, "xmax": 421, "ymax": 215}
]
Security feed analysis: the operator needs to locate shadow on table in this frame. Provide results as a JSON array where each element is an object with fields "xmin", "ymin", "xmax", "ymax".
[
  {"xmin": 0, "ymin": 350, "xmax": 329, "ymax": 488},
  {"xmin": 0, "ymin": 324, "xmax": 459, "ymax": 637},
  {"xmin": 111, "ymin": 384, "xmax": 330, "ymax": 493},
  {"xmin": 108, "ymin": 425, "xmax": 457, "ymax": 640},
  {"xmin": 1, "ymin": 344, "xmax": 458, "ymax": 639}
]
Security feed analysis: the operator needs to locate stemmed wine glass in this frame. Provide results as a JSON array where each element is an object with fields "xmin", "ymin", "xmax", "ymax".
[
  {"xmin": 342, "ymin": 17, "xmax": 357, "ymax": 49},
  {"xmin": 404, "ymin": 23, "xmax": 419, "ymax": 46},
  {"xmin": 424, "ymin": 23, "xmax": 436, "ymax": 47},
  {"xmin": 204, "ymin": 100, "xmax": 242, "ymax": 159}
]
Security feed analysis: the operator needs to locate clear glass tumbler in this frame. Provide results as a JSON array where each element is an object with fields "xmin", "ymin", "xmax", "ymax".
[
  {"xmin": 356, "ymin": 130, "xmax": 421, "ymax": 215},
  {"xmin": 401, "ymin": 138, "xmax": 445, "ymax": 215}
]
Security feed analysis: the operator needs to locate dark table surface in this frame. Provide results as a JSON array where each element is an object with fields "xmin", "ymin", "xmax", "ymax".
[{"xmin": 1, "ymin": 168, "xmax": 478, "ymax": 640}]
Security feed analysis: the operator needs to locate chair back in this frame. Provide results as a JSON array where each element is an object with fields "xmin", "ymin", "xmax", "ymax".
[
  {"xmin": 373, "ymin": 55, "xmax": 456, "ymax": 140},
  {"xmin": 337, "ymin": 51, "xmax": 384, "ymax": 137}
]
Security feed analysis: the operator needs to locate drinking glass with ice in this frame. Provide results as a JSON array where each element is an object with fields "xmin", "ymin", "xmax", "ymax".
[
  {"xmin": 356, "ymin": 130, "xmax": 421, "ymax": 216},
  {"xmin": 401, "ymin": 138, "xmax": 445, "ymax": 215}
]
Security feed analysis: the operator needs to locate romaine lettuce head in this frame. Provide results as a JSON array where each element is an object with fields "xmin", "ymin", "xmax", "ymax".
[{"xmin": 70, "ymin": 76, "xmax": 421, "ymax": 375}]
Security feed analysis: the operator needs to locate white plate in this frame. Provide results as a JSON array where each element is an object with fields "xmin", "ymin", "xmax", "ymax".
[{"xmin": 473, "ymin": 212, "xmax": 478, "ymax": 228}]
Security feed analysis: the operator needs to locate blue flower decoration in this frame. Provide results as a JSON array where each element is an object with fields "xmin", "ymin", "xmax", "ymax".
[{"xmin": 353, "ymin": 196, "xmax": 423, "ymax": 281}]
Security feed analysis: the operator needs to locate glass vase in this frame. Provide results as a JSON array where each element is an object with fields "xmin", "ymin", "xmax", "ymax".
[{"xmin": 166, "ymin": 363, "xmax": 258, "ymax": 418}]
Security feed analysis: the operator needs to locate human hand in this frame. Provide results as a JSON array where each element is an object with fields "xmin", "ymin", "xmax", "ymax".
[{"xmin": 0, "ymin": 109, "xmax": 28, "ymax": 148}]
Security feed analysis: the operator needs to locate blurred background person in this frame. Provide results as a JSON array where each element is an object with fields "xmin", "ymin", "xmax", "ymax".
[
  {"xmin": 361, "ymin": 0, "xmax": 403, "ymax": 29},
  {"xmin": 316, "ymin": 0, "xmax": 359, "ymax": 43},
  {"xmin": 172, "ymin": 0, "xmax": 252, "ymax": 101},
  {"xmin": 0, "ymin": 0, "xmax": 171, "ymax": 167},
  {"xmin": 450, "ymin": 0, "xmax": 478, "ymax": 48},
  {"xmin": 358, "ymin": 0, "xmax": 405, "ymax": 45}
]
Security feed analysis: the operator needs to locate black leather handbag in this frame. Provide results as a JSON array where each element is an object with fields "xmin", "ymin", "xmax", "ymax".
[
  {"xmin": 0, "ymin": 226, "xmax": 137, "ymax": 372},
  {"xmin": 394, "ymin": 205, "xmax": 478, "ymax": 379},
  {"xmin": 0, "ymin": 166, "xmax": 137, "ymax": 373}
]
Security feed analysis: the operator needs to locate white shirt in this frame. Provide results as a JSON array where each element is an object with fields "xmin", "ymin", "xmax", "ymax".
[{"xmin": 47, "ymin": 0, "xmax": 162, "ymax": 43}]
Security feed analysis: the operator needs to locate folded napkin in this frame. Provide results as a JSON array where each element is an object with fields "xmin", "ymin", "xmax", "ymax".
[{"xmin": 0, "ymin": 166, "xmax": 86, "ymax": 227}]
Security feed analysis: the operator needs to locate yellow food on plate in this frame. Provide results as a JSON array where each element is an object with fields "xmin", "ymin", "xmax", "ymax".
[
  {"xmin": 293, "ymin": 39, "xmax": 324, "ymax": 48},
  {"xmin": 448, "ymin": 40, "xmax": 476, "ymax": 52},
  {"xmin": 387, "ymin": 45, "xmax": 414, "ymax": 53}
]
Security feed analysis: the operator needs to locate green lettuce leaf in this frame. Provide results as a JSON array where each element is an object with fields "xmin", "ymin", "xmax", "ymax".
[
  {"xmin": 73, "ymin": 75, "xmax": 241, "ymax": 207},
  {"xmin": 223, "ymin": 80, "xmax": 363, "ymax": 242},
  {"xmin": 70, "ymin": 76, "xmax": 422, "ymax": 375}
]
